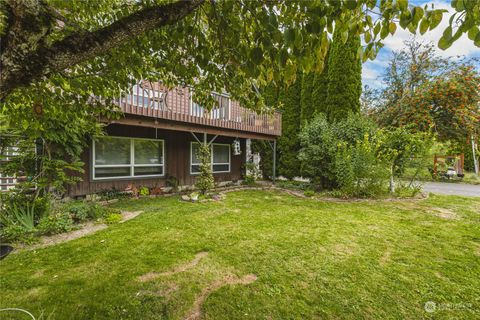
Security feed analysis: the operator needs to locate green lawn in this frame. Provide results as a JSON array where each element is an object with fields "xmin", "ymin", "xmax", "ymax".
[{"xmin": 1, "ymin": 190, "xmax": 479, "ymax": 319}]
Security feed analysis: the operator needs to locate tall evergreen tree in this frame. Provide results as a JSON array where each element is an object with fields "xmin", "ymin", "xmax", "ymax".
[
  {"xmin": 311, "ymin": 47, "xmax": 330, "ymax": 117},
  {"xmin": 326, "ymin": 29, "xmax": 362, "ymax": 121},
  {"xmin": 300, "ymin": 47, "xmax": 330, "ymax": 125},
  {"xmin": 277, "ymin": 71, "xmax": 303, "ymax": 179},
  {"xmin": 300, "ymin": 72, "xmax": 315, "ymax": 126}
]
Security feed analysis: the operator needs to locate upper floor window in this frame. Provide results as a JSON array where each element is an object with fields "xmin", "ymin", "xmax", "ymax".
[
  {"xmin": 190, "ymin": 142, "xmax": 231, "ymax": 174},
  {"xmin": 93, "ymin": 137, "xmax": 164, "ymax": 180}
]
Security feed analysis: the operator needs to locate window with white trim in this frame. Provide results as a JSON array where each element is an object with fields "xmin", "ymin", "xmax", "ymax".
[
  {"xmin": 93, "ymin": 137, "xmax": 164, "ymax": 179},
  {"xmin": 190, "ymin": 142, "xmax": 231, "ymax": 174}
]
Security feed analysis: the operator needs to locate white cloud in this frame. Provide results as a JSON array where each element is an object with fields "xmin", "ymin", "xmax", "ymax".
[
  {"xmin": 363, "ymin": 65, "xmax": 379, "ymax": 80},
  {"xmin": 362, "ymin": 64, "xmax": 384, "ymax": 88}
]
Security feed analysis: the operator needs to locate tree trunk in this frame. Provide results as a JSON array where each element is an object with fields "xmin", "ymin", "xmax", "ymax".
[
  {"xmin": 0, "ymin": 0, "xmax": 204, "ymax": 101},
  {"xmin": 389, "ymin": 165, "xmax": 395, "ymax": 193}
]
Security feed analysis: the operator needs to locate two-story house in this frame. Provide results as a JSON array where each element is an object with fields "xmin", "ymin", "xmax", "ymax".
[{"xmin": 68, "ymin": 81, "xmax": 281, "ymax": 196}]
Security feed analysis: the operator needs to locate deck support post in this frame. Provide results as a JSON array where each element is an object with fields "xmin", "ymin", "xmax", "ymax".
[{"xmin": 272, "ymin": 139, "xmax": 276, "ymax": 184}]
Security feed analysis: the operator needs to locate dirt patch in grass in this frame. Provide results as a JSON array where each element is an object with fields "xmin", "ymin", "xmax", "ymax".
[
  {"xmin": 28, "ymin": 222, "xmax": 108, "ymax": 250},
  {"xmin": 120, "ymin": 210, "xmax": 143, "ymax": 223},
  {"xmin": 379, "ymin": 248, "xmax": 391, "ymax": 266},
  {"xmin": 19, "ymin": 210, "xmax": 144, "ymax": 251},
  {"xmin": 137, "ymin": 252, "xmax": 209, "ymax": 282},
  {"xmin": 136, "ymin": 283, "xmax": 179, "ymax": 298},
  {"xmin": 184, "ymin": 274, "xmax": 257, "ymax": 320},
  {"xmin": 428, "ymin": 208, "xmax": 458, "ymax": 220},
  {"xmin": 333, "ymin": 243, "xmax": 357, "ymax": 257}
]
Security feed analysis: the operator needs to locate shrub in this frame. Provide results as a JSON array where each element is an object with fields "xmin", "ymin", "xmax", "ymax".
[
  {"xmin": 58, "ymin": 201, "xmax": 108, "ymax": 221},
  {"xmin": 37, "ymin": 212, "xmax": 74, "ymax": 235},
  {"xmin": 0, "ymin": 224, "xmax": 36, "ymax": 244},
  {"xmin": 0, "ymin": 191, "xmax": 50, "ymax": 225},
  {"xmin": 63, "ymin": 201, "xmax": 90, "ymax": 222},
  {"xmin": 139, "ymin": 186, "xmax": 149, "ymax": 196},
  {"xmin": 333, "ymin": 136, "xmax": 389, "ymax": 197},
  {"xmin": 304, "ymin": 190, "xmax": 315, "ymax": 197},
  {"xmin": 393, "ymin": 181, "xmax": 423, "ymax": 198},
  {"xmin": 97, "ymin": 188, "xmax": 131, "ymax": 200},
  {"xmin": 104, "ymin": 212, "xmax": 122, "ymax": 224},
  {"xmin": 87, "ymin": 203, "xmax": 108, "ymax": 219},
  {"xmin": 276, "ymin": 180, "xmax": 312, "ymax": 191},
  {"xmin": 0, "ymin": 203, "xmax": 37, "ymax": 232},
  {"xmin": 299, "ymin": 113, "xmax": 390, "ymax": 197},
  {"xmin": 166, "ymin": 175, "xmax": 179, "ymax": 192},
  {"xmin": 298, "ymin": 114, "xmax": 337, "ymax": 188},
  {"xmin": 244, "ymin": 162, "xmax": 262, "ymax": 186}
]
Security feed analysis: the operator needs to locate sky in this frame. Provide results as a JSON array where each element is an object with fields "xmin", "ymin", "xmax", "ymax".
[{"xmin": 362, "ymin": 0, "xmax": 480, "ymax": 89}]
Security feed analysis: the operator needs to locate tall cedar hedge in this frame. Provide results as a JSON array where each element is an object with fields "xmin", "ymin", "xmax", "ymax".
[
  {"xmin": 300, "ymin": 72, "xmax": 314, "ymax": 126},
  {"xmin": 255, "ymin": 31, "xmax": 361, "ymax": 179},
  {"xmin": 311, "ymin": 47, "xmax": 330, "ymax": 118},
  {"xmin": 326, "ymin": 29, "xmax": 362, "ymax": 121},
  {"xmin": 277, "ymin": 70, "xmax": 303, "ymax": 179}
]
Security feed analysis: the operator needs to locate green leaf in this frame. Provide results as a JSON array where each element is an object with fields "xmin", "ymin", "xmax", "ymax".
[
  {"xmin": 399, "ymin": 11, "xmax": 412, "ymax": 29},
  {"xmin": 443, "ymin": 26, "xmax": 452, "ymax": 40},
  {"xmin": 438, "ymin": 36, "xmax": 452, "ymax": 50},
  {"xmin": 341, "ymin": 31, "xmax": 349, "ymax": 44},
  {"xmin": 397, "ymin": 0, "xmax": 408, "ymax": 11},
  {"xmin": 412, "ymin": 7, "xmax": 424, "ymax": 24},
  {"xmin": 475, "ymin": 32, "xmax": 480, "ymax": 47},
  {"xmin": 468, "ymin": 26, "xmax": 479, "ymax": 41},
  {"xmin": 250, "ymin": 47, "xmax": 264, "ymax": 65},
  {"xmin": 364, "ymin": 32, "xmax": 371, "ymax": 43},
  {"xmin": 429, "ymin": 11, "xmax": 442, "ymax": 30},
  {"xmin": 279, "ymin": 49, "xmax": 288, "ymax": 67},
  {"xmin": 389, "ymin": 22, "xmax": 397, "ymax": 35},
  {"xmin": 344, "ymin": 0, "xmax": 357, "ymax": 10},
  {"xmin": 380, "ymin": 25, "xmax": 389, "ymax": 39},
  {"xmin": 454, "ymin": 0, "xmax": 465, "ymax": 11},
  {"xmin": 419, "ymin": 19, "xmax": 429, "ymax": 35},
  {"xmin": 284, "ymin": 28, "xmax": 295, "ymax": 44}
]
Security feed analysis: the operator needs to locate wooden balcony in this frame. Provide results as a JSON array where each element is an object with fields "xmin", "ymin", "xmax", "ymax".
[{"xmin": 117, "ymin": 82, "xmax": 281, "ymax": 138}]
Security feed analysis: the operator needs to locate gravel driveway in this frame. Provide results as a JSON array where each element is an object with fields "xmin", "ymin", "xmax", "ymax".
[{"xmin": 422, "ymin": 182, "xmax": 480, "ymax": 197}]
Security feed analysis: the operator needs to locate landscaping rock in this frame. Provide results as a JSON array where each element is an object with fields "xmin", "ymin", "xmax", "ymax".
[
  {"xmin": 211, "ymin": 194, "xmax": 222, "ymax": 201},
  {"xmin": 162, "ymin": 187, "xmax": 173, "ymax": 193},
  {"xmin": 181, "ymin": 195, "xmax": 191, "ymax": 201}
]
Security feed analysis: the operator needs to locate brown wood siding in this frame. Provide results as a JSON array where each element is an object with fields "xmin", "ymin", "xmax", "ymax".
[{"xmin": 68, "ymin": 124, "xmax": 246, "ymax": 197}]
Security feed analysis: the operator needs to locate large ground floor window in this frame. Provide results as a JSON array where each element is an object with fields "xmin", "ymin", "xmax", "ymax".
[
  {"xmin": 93, "ymin": 137, "xmax": 164, "ymax": 180},
  {"xmin": 191, "ymin": 142, "xmax": 231, "ymax": 174}
]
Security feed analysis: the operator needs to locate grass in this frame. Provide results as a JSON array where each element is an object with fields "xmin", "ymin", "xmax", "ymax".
[{"xmin": 1, "ymin": 190, "xmax": 479, "ymax": 319}]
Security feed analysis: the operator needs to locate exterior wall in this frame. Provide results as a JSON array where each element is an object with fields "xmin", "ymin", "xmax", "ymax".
[{"xmin": 68, "ymin": 123, "xmax": 246, "ymax": 197}]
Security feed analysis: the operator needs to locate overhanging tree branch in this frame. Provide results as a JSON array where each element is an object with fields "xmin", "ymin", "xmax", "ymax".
[{"xmin": 0, "ymin": 0, "xmax": 205, "ymax": 101}]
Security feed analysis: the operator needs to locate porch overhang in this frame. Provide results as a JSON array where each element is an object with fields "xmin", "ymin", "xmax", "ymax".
[{"xmin": 107, "ymin": 114, "xmax": 279, "ymax": 141}]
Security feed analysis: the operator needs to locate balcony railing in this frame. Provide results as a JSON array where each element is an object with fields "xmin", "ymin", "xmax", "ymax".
[{"xmin": 117, "ymin": 81, "xmax": 281, "ymax": 136}]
